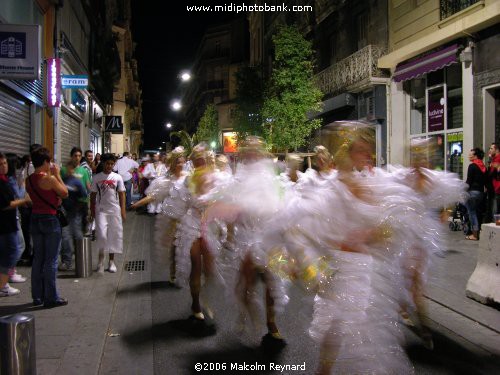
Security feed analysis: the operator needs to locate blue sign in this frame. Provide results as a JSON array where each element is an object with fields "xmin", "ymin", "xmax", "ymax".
[
  {"xmin": 62, "ymin": 75, "xmax": 88, "ymax": 89},
  {"xmin": 0, "ymin": 32, "xmax": 26, "ymax": 59}
]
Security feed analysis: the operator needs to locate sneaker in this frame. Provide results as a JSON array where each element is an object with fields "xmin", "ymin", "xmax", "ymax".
[
  {"xmin": 108, "ymin": 261, "xmax": 117, "ymax": 273},
  {"xmin": 97, "ymin": 263, "xmax": 105, "ymax": 274},
  {"xmin": 33, "ymin": 299, "xmax": 43, "ymax": 306},
  {"xmin": 58, "ymin": 263, "xmax": 73, "ymax": 271},
  {"xmin": 9, "ymin": 273, "xmax": 27, "ymax": 283},
  {"xmin": 0, "ymin": 284, "xmax": 21, "ymax": 297}
]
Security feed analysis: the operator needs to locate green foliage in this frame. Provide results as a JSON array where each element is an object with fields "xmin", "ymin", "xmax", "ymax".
[
  {"xmin": 170, "ymin": 130, "xmax": 198, "ymax": 155},
  {"xmin": 233, "ymin": 65, "xmax": 265, "ymax": 143},
  {"xmin": 262, "ymin": 25, "xmax": 323, "ymax": 152},
  {"xmin": 195, "ymin": 104, "xmax": 220, "ymax": 148}
]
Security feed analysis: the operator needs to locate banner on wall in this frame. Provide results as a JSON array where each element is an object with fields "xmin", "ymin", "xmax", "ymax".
[
  {"xmin": 428, "ymin": 99, "xmax": 445, "ymax": 132},
  {"xmin": 0, "ymin": 24, "xmax": 41, "ymax": 79}
]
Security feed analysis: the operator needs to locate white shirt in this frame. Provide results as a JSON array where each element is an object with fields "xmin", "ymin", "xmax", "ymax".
[
  {"xmin": 113, "ymin": 157, "xmax": 139, "ymax": 182},
  {"xmin": 91, "ymin": 172, "xmax": 126, "ymax": 214},
  {"xmin": 143, "ymin": 162, "xmax": 167, "ymax": 180}
]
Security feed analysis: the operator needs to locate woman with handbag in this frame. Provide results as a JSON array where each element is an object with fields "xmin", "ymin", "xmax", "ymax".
[{"xmin": 26, "ymin": 147, "xmax": 69, "ymax": 307}]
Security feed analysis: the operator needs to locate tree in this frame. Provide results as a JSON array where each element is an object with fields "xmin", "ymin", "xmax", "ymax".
[
  {"xmin": 233, "ymin": 65, "xmax": 265, "ymax": 143},
  {"xmin": 262, "ymin": 25, "xmax": 323, "ymax": 152},
  {"xmin": 170, "ymin": 130, "xmax": 198, "ymax": 155},
  {"xmin": 195, "ymin": 104, "xmax": 220, "ymax": 149}
]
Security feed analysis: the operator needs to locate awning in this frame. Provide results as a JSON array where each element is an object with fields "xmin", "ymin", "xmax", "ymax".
[{"xmin": 393, "ymin": 44, "xmax": 459, "ymax": 82}]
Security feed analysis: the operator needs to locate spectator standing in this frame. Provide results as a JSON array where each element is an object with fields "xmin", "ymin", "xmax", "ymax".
[
  {"xmin": 61, "ymin": 147, "xmax": 91, "ymax": 242},
  {"xmin": 142, "ymin": 153, "xmax": 167, "ymax": 214},
  {"xmin": 113, "ymin": 151, "xmax": 139, "ymax": 209},
  {"xmin": 90, "ymin": 153, "xmax": 126, "ymax": 273},
  {"xmin": 80, "ymin": 150, "xmax": 94, "ymax": 181},
  {"xmin": 465, "ymin": 148, "xmax": 487, "ymax": 241},
  {"xmin": 26, "ymin": 147, "xmax": 69, "ymax": 307},
  {"xmin": 487, "ymin": 143, "xmax": 500, "ymax": 219},
  {"xmin": 93, "ymin": 153, "xmax": 101, "ymax": 174},
  {"xmin": 5, "ymin": 153, "xmax": 27, "ymax": 283},
  {"xmin": 0, "ymin": 152, "xmax": 30, "ymax": 297},
  {"xmin": 17, "ymin": 154, "xmax": 33, "ymax": 264},
  {"xmin": 138, "ymin": 156, "xmax": 150, "ymax": 198},
  {"xmin": 59, "ymin": 161, "xmax": 87, "ymax": 271}
]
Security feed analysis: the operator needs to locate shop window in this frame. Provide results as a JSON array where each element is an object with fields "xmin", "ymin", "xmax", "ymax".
[
  {"xmin": 408, "ymin": 78, "xmax": 426, "ymax": 135},
  {"xmin": 407, "ymin": 64, "xmax": 464, "ymax": 173},
  {"xmin": 446, "ymin": 63, "xmax": 462, "ymax": 129},
  {"xmin": 446, "ymin": 132, "xmax": 463, "ymax": 179}
]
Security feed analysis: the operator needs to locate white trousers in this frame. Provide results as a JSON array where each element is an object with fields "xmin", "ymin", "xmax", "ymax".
[{"xmin": 95, "ymin": 212, "xmax": 123, "ymax": 254}]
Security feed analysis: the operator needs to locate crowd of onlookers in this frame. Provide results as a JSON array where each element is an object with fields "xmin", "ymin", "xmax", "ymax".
[
  {"xmin": 464, "ymin": 143, "xmax": 500, "ymax": 241},
  {"xmin": 0, "ymin": 143, "xmax": 170, "ymax": 307}
]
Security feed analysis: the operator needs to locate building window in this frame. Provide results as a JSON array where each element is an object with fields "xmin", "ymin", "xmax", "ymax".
[
  {"xmin": 440, "ymin": 0, "xmax": 480, "ymax": 20},
  {"xmin": 405, "ymin": 64, "xmax": 464, "ymax": 177},
  {"xmin": 356, "ymin": 12, "xmax": 369, "ymax": 50}
]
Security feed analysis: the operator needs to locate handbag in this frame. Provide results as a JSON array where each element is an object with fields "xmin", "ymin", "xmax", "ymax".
[{"xmin": 28, "ymin": 175, "xmax": 68, "ymax": 227}]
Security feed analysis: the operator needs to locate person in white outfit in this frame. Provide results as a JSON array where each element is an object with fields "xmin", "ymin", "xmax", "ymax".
[
  {"xmin": 90, "ymin": 153, "xmax": 126, "ymax": 274},
  {"xmin": 142, "ymin": 153, "xmax": 167, "ymax": 214}
]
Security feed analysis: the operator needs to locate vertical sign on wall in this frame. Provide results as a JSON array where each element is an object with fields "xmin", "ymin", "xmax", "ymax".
[
  {"xmin": 46, "ymin": 57, "xmax": 61, "ymax": 107},
  {"xmin": 428, "ymin": 98, "xmax": 445, "ymax": 132}
]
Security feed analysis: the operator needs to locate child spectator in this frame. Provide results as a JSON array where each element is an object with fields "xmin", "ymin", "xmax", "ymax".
[
  {"xmin": 90, "ymin": 153, "xmax": 126, "ymax": 273},
  {"xmin": 59, "ymin": 161, "xmax": 87, "ymax": 271}
]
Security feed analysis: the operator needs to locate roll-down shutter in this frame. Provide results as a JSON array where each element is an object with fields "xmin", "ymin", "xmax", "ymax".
[
  {"xmin": 0, "ymin": 85, "xmax": 31, "ymax": 156},
  {"xmin": 60, "ymin": 108, "xmax": 81, "ymax": 163}
]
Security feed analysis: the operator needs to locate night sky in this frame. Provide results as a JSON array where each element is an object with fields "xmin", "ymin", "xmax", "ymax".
[{"xmin": 131, "ymin": 1, "xmax": 243, "ymax": 150}]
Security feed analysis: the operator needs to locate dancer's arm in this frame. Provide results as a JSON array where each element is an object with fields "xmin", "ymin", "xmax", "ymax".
[{"xmin": 130, "ymin": 195, "xmax": 154, "ymax": 209}]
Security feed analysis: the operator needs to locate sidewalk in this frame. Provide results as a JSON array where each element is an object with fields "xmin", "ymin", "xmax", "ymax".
[
  {"xmin": 423, "ymin": 229, "xmax": 500, "ymax": 357},
  {"xmin": 0, "ymin": 211, "xmax": 154, "ymax": 375},
  {"xmin": 0, "ymin": 214, "xmax": 499, "ymax": 374}
]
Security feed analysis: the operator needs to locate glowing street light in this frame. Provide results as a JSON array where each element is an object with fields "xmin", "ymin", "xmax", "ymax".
[
  {"xmin": 180, "ymin": 72, "xmax": 191, "ymax": 82},
  {"xmin": 210, "ymin": 141, "xmax": 216, "ymax": 149},
  {"xmin": 171, "ymin": 100, "xmax": 182, "ymax": 111},
  {"xmin": 166, "ymin": 122, "xmax": 173, "ymax": 129}
]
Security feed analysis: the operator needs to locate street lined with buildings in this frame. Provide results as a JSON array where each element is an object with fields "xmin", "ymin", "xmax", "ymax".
[{"xmin": 0, "ymin": 212, "xmax": 499, "ymax": 374}]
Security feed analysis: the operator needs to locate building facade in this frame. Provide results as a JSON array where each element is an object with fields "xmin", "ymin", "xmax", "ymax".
[
  {"xmin": 182, "ymin": 17, "xmax": 248, "ymax": 141},
  {"xmin": 379, "ymin": 0, "xmax": 500, "ymax": 177},
  {"xmin": 0, "ymin": 0, "xmax": 52, "ymax": 157}
]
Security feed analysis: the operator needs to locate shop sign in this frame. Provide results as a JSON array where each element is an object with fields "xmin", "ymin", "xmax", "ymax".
[
  {"xmin": 428, "ymin": 99, "xmax": 445, "ymax": 132},
  {"xmin": 104, "ymin": 116, "xmax": 123, "ymax": 133},
  {"xmin": 0, "ymin": 24, "xmax": 41, "ymax": 79},
  {"xmin": 223, "ymin": 132, "xmax": 238, "ymax": 153},
  {"xmin": 62, "ymin": 75, "xmax": 88, "ymax": 89},
  {"xmin": 46, "ymin": 58, "xmax": 61, "ymax": 107}
]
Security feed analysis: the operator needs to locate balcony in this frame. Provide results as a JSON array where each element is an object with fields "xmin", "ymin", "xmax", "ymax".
[
  {"xmin": 440, "ymin": 0, "xmax": 481, "ymax": 20},
  {"xmin": 315, "ymin": 45, "xmax": 387, "ymax": 96}
]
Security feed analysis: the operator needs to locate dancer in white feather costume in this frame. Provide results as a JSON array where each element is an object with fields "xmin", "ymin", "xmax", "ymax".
[
  {"xmin": 277, "ymin": 124, "xmax": 422, "ymax": 374},
  {"xmin": 131, "ymin": 147, "xmax": 188, "ymax": 284},
  {"xmin": 204, "ymin": 137, "xmax": 289, "ymax": 341}
]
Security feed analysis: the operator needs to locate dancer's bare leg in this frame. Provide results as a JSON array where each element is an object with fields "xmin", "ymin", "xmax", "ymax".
[{"xmin": 190, "ymin": 239, "xmax": 203, "ymax": 318}]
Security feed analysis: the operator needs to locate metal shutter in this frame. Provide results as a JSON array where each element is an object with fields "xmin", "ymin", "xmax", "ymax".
[
  {"xmin": 0, "ymin": 85, "xmax": 31, "ymax": 156},
  {"xmin": 60, "ymin": 108, "xmax": 81, "ymax": 163}
]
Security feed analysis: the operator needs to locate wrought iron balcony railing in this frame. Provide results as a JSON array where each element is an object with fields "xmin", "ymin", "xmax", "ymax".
[
  {"xmin": 440, "ymin": 0, "xmax": 480, "ymax": 20},
  {"xmin": 315, "ymin": 44, "xmax": 387, "ymax": 96}
]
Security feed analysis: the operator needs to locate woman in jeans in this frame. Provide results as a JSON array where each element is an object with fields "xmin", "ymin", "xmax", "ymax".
[
  {"xmin": 465, "ymin": 148, "xmax": 487, "ymax": 241},
  {"xmin": 26, "ymin": 147, "xmax": 69, "ymax": 307}
]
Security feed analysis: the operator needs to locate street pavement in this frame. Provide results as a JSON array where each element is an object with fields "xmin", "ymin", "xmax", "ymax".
[{"xmin": 1, "ymin": 212, "xmax": 499, "ymax": 374}]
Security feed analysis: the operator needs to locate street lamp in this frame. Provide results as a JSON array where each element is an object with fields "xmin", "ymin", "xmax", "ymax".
[
  {"xmin": 166, "ymin": 122, "xmax": 173, "ymax": 129},
  {"xmin": 171, "ymin": 100, "xmax": 182, "ymax": 111},
  {"xmin": 180, "ymin": 71, "xmax": 191, "ymax": 82}
]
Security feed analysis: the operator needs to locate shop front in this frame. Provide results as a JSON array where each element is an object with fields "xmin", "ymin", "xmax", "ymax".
[{"xmin": 392, "ymin": 44, "xmax": 468, "ymax": 178}]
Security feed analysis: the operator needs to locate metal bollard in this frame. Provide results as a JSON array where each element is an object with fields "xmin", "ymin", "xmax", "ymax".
[
  {"xmin": 0, "ymin": 314, "xmax": 36, "ymax": 375},
  {"xmin": 75, "ymin": 236, "xmax": 93, "ymax": 278}
]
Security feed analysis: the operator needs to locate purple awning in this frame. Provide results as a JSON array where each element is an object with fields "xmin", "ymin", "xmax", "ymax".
[{"xmin": 393, "ymin": 44, "xmax": 459, "ymax": 82}]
